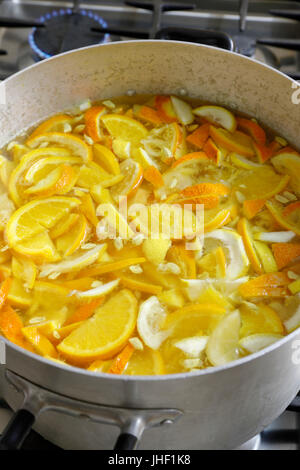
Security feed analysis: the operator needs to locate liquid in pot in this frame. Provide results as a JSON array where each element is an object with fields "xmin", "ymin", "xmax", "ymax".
[{"xmin": 0, "ymin": 94, "xmax": 299, "ymax": 375}]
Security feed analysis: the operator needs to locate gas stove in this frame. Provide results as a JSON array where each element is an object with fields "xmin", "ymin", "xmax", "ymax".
[{"xmin": 0, "ymin": 0, "xmax": 299, "ymax": 451}]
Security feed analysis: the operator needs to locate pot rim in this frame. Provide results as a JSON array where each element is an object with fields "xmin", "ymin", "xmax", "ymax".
[{"xmin": 2, "ymin": 40, "xmax": 299, "ymax": 383}]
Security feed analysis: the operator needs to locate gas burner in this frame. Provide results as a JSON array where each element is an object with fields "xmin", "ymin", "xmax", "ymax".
[{"xmin": 29, "ymin": 9, "xmax": 110, "ymax": 61}]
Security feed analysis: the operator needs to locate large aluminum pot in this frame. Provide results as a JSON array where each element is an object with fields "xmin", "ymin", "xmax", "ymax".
[{"xmin": 0, "ymin": 41, "xmax": 299, "ymax": 450}]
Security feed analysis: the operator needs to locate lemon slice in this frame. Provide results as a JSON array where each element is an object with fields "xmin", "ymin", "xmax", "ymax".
[
  {"xmin": 112, "ymin": 139, "xmax": 131, "ymax": 160},
  {"xmin": 230, "ymin": 153, "xmax": 263, "ymax": 170},
  {"xmin": 253, "ymin": 231, "xmax": 295, "ymax": 243},
  {"xmin": 101, "ymin": 114, "xmax": 148, "ymax": 145},
  {"xmin": 26, "ymin": 132, "xmax": 92, "ymax": 162},
  {"xmin": 39, "ymin": 244, "xmax": 107, "ymax": 277},
  {"xmin": 204, "ymin": 228, "xmax": 249, "ymax": 279},
  {"xmin": 110, "ymin": 159, "xmax": 143, "ymax": 200},
  {"xmin": 93, "ymin": 144, "xmax": 120, "ymax": 175},
  {"xmin": 57, "ymin": 289, "xmax": 138, "ymax": 364},
  {"xmin": 174, "ymin": 335, "xmax": 209, "ymax": 357},
  {"xmin": 75, "ymin": 279, "xmax": 120, "ymax": 299},
  {"xmin": 284, "ymin": 300, "xmax": 300, "ymax": 333},
  {"xmin": 206, "ymin": 310, "xmax": 241, "ymax": 366},
  {"xmin": 271, "ymin": 152, "xmax": 300, "ymax": 195},
  {"xmin": 193, "ymin": 105, "xmax": 237, "ymax": 132},
  {"xmin": 182, "ymin": 277, "xmax": 249, "ymax": 301},
  {"xmin": 170, "ymin": 96, "xmax": 194, "ymax": 125},
  {"xmin": 141, "ymin": 123, "xmax": 184, "ymax": 161},
  {"xmin": 239, "ymin": 333, "xmax": 283, "ymax": 353},
  {"xmin": 253, "ymin": 241, "xmax": 278, "ymax": 273},
  {"xmin": 132, "ymin": 147, "xmax": 159, "ymax": 169},
  {"xmin": 137, "ymin": 296, "xmax": 168, "ymax": 350}
]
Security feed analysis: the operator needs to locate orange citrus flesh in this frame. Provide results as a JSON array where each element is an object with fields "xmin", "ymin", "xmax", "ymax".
[{"xmin": 0, "ymin": 94, "xmax": 298, "ymax": 375}]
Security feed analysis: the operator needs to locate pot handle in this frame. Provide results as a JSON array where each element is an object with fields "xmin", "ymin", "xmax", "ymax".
[
  {"xmin": 0, "ymin": 409, "xmax": 35, "ymax": 450},
  {"xmin": 114, "ymin": 432, "xmax": 138, "ymax": 450},
  {"xmin": 1, "ymin": 370, "xmax": 183, "ymax": 450}
]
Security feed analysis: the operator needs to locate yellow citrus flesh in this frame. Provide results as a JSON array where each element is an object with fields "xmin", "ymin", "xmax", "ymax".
[
  {"xmin": 101, "ymin": 114, "xmax": 148, "ymax": 145},
  {"xmin": 6, "ymin": 197, "xmax": 80, "ymax": 261},
  {"xmin": 57, "ymin": 289, "xmax": 138, "ymax": 365},
  {"xmin": 124, "ymin": 347, "xmax": 165, "ymax": 375}
]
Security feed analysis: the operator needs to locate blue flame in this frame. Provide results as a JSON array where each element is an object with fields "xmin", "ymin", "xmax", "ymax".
[{"xmin": 28, "ymin": 9, "xmax": 109, "ymax": 60}]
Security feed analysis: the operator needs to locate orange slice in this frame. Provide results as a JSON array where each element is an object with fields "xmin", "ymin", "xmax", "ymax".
[
  {"xmin": 110, "ymin": 158, "xmax": 143, "ymax": 200},
  {"xmin": 237, "ymin": 218, "xmax": 263, "ymax": 274},
  {"xmin": 171, "ymin": 151, "xmax": 208, "ymax": 169},
  {"xmin": 56, "ymin": 214, "xmax": 89, "ymax": 256},
  {"xmin": 193, "ymin": 105, "xmax": 237, "ymax": 132},
  {"xmin": 239, "ymin": 272, "xmax": 290, "ymax": 298},
  {"xmin": 22, "ymin": 325, "xmax": 58, "ymax": 358},
  {"xmin": 28, "ymin": 114, "xmax": 72, "ymax": 139},
  {"xmin": 0, "ymin": 305, "xmax": 33, "ymax": 350},
  {"xmin": 243, "ymin": 199, "xmax": 265, "ymax": 219},
  {"xmin": 24, "ymin": 155, "xmax": 81, "ymax": 185},
  {"xmin": 236, "ymin": 117, "xmax": 266, "ymax": 145},
  {"xmin": 57, "ymin": 289, "xmax": 138, "ymax": 365},
  {"xmin": 271, "ymin": 243, "xmax": 300, "ymax": 270},
  {"xmin": 144, "ymin": 166, "xmax": 164, "ymax": 188},
  {"xmin": 181, "ymin": 182, "xmax": 230, "ymax": 198},
  {"xmin": 253, "ymin": 142, "xmax": 274, "ymax": 163},
  {"xmin": 101, "ymin": 114, "xmax": 148, "ymax": 145},
  {"xmin": 233, "ymin": 167, "xmax": 290, "ymax": 200},
  {"xmin": 64, "ymin": 298, "xmax": 104, "ymax": 326},
  {"xmin": 84, "ymin": 106, "xmax": 106, "ymax": 142},
  {"xmin": 133, "ymin": 105, "xmax": 162, "ymax": 125},
  {"xmin": 26, "ymin": 132, "xmax": 92, "ymax": 162},
  {"xmin": 6, "ymin": 196, "xmax": 80, "ymax": 260},
  {"xmin": 186, "ymin": 123, "xmax": 210, "ymax": 149},
  {"xmin": 203, "ymin": 138, "xmax": 223, "ymax": 165},
  {"xmin": 24, "ymin": 164, "xmax": 77, "ymax": 197},
  {"xmin": 209, "ymin": 126, "xmax": 255, "ymax": 157},
  {"xmin": 163, "ymin": 303, "xmax": 225, "ymax": 340},
  {"xmin": 266, "ymin": 200, "xmax": 300, "ymax": 236},
  {"xmin": 174, "ymin": 194, "xmax": 220, "ymax": 210},
  {"xmin": 154, "ymin": 95, "xmax": 178, "ymax": 123},
  {"xmin": 108, "ymin": 342, "xmax": 135, "ymax": 374}
]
